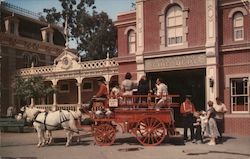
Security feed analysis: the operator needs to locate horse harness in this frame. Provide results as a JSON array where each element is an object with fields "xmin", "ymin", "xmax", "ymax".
[{"xmin": 32, "ymin": 110, "xmax": 72, "ymax": 131}]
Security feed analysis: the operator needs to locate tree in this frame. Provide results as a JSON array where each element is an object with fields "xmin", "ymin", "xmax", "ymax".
[
  {"xmin": 14, "ymin": 76, "xmax": 54, "ymax": 105},
  {"xmin": 41, "ymin": 0, "xmax": 117, "ymax": 60}
]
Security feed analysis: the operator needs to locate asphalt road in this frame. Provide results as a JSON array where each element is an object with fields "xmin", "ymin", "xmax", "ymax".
[{"xmin": 0, "ymin": 128, "xmax": 250, "ymax": 159}]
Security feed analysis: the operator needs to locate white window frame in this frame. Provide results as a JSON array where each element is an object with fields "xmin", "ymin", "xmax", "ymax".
[
  {"xmin": 230, "ymin": 77, "xmax": 249, "ymax": 114},
  {"xmin": 166, "ymin": 5, "xmax": 183, "ymax": 46},
  {"xmin": 128, "ymin": 30, "xmax": 136, "ymax": 54},
  {"xmin": 82, "ymin": 81, "xmax": 94, "ymax": 92},
  {"xmin": 233, "ymin": 12, "xmax": 244, "ymax": 41}
]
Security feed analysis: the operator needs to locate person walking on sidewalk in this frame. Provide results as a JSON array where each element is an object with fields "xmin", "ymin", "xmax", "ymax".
[
  {"xmin": 180, "ymin": 95, "xmax": 196, "ymax": 142},
  {"xmin": 214, "ymin": 97, "xmax": 227, "ymax": 142}
]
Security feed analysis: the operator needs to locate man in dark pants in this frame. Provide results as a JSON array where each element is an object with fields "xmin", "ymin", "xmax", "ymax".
[
  {"xmin": 214, "ymin": 97, "xmax": 227, "ymax": 142},
  {"xmin": 180, "ymin": 95, "xmax": 196, "ymax": 142}
]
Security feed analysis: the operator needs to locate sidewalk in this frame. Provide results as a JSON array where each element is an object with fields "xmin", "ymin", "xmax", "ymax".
[{"xmin": 0, "ymin": 129, "xmax": 250, "ymax": 159}]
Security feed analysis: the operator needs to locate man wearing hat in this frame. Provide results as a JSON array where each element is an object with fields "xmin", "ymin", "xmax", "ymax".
[{"xmin": 180, "ymin": 95, "xmax": 196, "ymax": 142}]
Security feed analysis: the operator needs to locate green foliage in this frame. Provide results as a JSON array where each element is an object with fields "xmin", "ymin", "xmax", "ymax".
[
  {"xmin": 41, "ymin": 0, "xmax": 117, "ymax": 60},
  {"xmin": 14, "ymin": 76, "xmax": 54, "ymax": 101}
]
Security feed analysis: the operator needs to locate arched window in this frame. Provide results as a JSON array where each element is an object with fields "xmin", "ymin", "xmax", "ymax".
[
  {"xmin": 128, "ymin": 30, "xmax": 136, "ymax": 54},
  {"xmin": 23, "ymin": 54, "xmax": 30, "ymax": 68},
  {"xmin": 233, "ymin": 12, "xmax": 244, "ymax": 41},
  {"xmin": 31, "ymin": 55, "xmax": 39, "ymax": 66},
  {"xmin": 166, "ymin": 5, "xmax": 183, "ymax": 46}
]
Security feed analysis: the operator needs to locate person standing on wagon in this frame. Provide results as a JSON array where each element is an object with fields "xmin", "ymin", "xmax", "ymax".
[
  {"xmin": 155, "ymin": 78, "xmax": 168, "ymax": 109},
  {"xmin": 180, "ymin": 95, "xmax": 196, "ymax": 142}
]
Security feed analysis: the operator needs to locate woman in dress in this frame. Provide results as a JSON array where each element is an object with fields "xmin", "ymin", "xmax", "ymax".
[{"xmin": 206, "ymin": 100, "xmax": 220, "ymax": 145}]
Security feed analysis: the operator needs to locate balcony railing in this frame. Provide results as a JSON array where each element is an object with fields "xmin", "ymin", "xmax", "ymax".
[
  {"xmin": 18, "ymin": 58, "xmax": 119, "ymax": 76},
  {"xmin": 1, "ymin": 1, "xmax": 41, "ymax": 20},
  {"xmin": 35, "ymin": 104, "xmax": 79, "ymax": 111}
]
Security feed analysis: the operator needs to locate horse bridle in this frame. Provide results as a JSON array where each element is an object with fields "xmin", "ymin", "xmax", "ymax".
[{"xmin": 19, "ymin": 106, "xmax": 26, "ymax": 117}]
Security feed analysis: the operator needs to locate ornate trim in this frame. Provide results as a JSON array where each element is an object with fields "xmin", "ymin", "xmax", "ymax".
[
  {"xmin": 228, "ymin": 7, "xmax": 248, "ymax": 18},
  {"xmin": 124, "ymin": 26, "xmax": 136, "ymax": 35}
]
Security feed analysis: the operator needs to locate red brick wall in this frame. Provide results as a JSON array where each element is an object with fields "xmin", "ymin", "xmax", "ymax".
[
  {"xmin": 116, "ymin": 12, "xmax": 136, "ymax": 57},
  {"xmin": 143, "ymin": 0, "xmax": 206, "ymax": 52},
  {"xmin": 225, "ymin": 117, "xmax": 250, "ymax": 136},
  {"xmin": 219, "ymin": 4, "xmax": 250, "ymax": 45},
  {"xmin": 117, "ymin": 12, "xmax": 136, "ymax": 22},
  {"xmin": 219, "ymin": 50, "xmax": 250, "ymax": 136},
  {"xmin": 117, "ymin": 26, "xmax": 129, "ymax": 57},
  {"xmin": 220, "ymin": 50, "xmax": 250, "ymax": 107}
]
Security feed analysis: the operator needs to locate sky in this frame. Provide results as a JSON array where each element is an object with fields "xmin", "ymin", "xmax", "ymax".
[{"xmin": 4, "ymin": 0, "xmax": 135, "ymax": 20}]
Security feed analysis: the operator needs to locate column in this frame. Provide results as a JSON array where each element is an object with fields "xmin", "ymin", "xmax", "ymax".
[
  {"xmin": 205, "ymin": 0, "xmax": 219, "ymax": 105},
  {"xmin": 104, "ymin": 75, "xmax": 111, "ymax": 93},
  {"xmin": 30, "ymin": 98, "xmax": 35, "ymax": 107},
  {"xmin": 76, "ymin": 78, "xmax": 83, "ymax": 105},
  {"xmin": 52, "ymin": 79, "xmax": 58, "ymax": 111},
  {"xmin": 136, "ymin": 0, "xmax": 146, "ymax": 80}
]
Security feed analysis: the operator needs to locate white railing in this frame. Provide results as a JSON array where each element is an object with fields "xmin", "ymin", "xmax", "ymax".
[
  {"xmin": 56, "ymin": 104, "xmax": 79, "ymax": 111},
  {"xmin": 35, "ymin": 105, "xmax": 54, "ymax": 111},
  {"xmin": 18, "ymin": 65, "xmax": 55, "ymax": 76},
  {"xmin": 80, "ymin": 59, "xmax": 118, "ymax": 69},
  {"xmin": 35, "ymin": 104, "xmax": 79, "ymax": 111},
  {"xmin": 17, "ymin": 58, "xmax": 119, "ymax": 76}
]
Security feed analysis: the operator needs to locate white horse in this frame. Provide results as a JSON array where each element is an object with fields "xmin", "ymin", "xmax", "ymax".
[{"xmin": 17, "ymin": 106, "xmax": 82, "ymax": 147}]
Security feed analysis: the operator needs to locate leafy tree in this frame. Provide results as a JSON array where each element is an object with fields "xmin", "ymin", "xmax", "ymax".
[
  {"xmin": 14, "ymin": 76, "xmax": 54, "ymax": 105},
  {"xmin": 41, "ymin": 0, "xmax": 117, "ymax": 60}
]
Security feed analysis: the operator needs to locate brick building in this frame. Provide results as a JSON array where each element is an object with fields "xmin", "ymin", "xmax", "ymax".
[
  {"xmin": 115, "ymin": 0, "xmax": 250, "ymax": 136},
  {"xmin": 0, "ymin": 2, "xmax": 65, "ymax": 114}
]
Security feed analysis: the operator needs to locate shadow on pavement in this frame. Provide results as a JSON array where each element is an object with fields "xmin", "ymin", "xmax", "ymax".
[{"xmin": 186, "ymin": 150, "xmax": 250, "ymax": 157}]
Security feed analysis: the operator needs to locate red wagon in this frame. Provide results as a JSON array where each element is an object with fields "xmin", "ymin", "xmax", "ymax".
[{"xmin": 85, "ymin": 95, "xmax": 180, "ymax": 146}]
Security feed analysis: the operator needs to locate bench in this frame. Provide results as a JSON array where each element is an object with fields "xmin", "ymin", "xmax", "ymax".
[{"xmin": 0, "ymin": 118, "xmax": 25, "ymax": 133}]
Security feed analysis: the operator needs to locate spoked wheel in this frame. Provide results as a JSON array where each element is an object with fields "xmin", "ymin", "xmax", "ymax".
[
  {"xmin": 135, "ymin": 117, "xmax": 166, "ymax": 146},
  {"xmin": 94, "ymin": 124, "xmax": 116, "ymax": 146}
]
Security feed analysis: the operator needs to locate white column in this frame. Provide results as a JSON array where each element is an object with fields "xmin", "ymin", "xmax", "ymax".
[
  {"xmin": 104, "ymin": 75, "xmax": 111, "ymax": 93},
  {"xmin": 52, "ymin": 79, "xmax": 58, "ymax": 111},
  {"xmin": 136, "ymin": 0, "xmax": 145, "ymax": 80},
  {"xmin": 205, "ymin": 0, "xmax": 219, "ymax": 105},
  {"xmin": 30, "ymin": 98, "xmax": 35, "ymax": 107},
  {"xmin": 76, "ymin": 78, "xmax": 83, "ymax": 105}
]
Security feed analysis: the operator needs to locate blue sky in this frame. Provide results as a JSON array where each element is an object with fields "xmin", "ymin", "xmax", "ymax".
[{"xmin": 4, "ymin": 0, "xmax": 135, "ymax": 20}]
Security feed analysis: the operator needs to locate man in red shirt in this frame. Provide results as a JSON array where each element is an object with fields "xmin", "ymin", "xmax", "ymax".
[
  {"xmin": 180, "ymin": 95, "xmax": 196, "ymax": 142},
  {"xmin": 95, "ymin": 78, "xmax": 108, "ymax": 98}
]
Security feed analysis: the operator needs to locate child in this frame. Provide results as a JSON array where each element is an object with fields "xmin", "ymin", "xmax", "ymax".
[{"xmin": 193, "ymin": 111, "xmax": 206, "ymax": 144}]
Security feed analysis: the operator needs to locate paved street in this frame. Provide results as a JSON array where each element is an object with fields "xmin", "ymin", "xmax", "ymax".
[{"xmin": 0, "ymin": 128, "xmax": 250, "ymax": 159}]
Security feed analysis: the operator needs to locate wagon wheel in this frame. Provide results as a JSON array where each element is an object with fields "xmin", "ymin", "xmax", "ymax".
[
  {"xmin": 94, "ymin": 124, "xmax": 116, "ymax": 146},
  {"xmin": 135, "ymin": 117, "xmax": 166, "ymax": 146}
]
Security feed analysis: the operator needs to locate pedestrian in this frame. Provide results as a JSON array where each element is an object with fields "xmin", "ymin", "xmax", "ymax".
[
  {"xmin": 193, "ymin": 111, "xmax": 204, "ymax": 144},
  {"xmin": 214, "ymin": 97, "xmax": 227, "ymax": 142},
  {"xmin": 206, "ymin": 100, "xmax": 220, "ymax": 145},
  {"xmin": 155, "ymin": 77, "xmax": 168, "ymax": 109},
  {"xmin": 180, "ymin": 95, "xmax": 196, "ymax": 142}
]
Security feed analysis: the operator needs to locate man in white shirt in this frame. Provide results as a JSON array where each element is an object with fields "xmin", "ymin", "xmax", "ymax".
[
  {"xmin": 155, "ymin": 78, "xmax": 168, "ymax": 108},
  {"xmin": 213, "ymin": 97, "xmax": 227, "ymax": 140}
]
